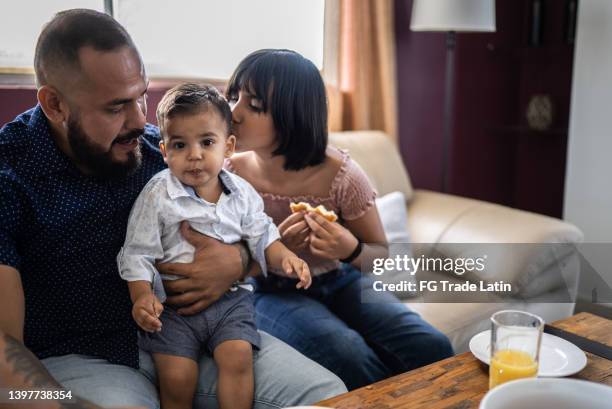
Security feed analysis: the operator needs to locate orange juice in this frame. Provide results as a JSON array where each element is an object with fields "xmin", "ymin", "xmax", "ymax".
[{"xmin": 489, "ymin": 349, "xmax": 538, "ymax": 389}]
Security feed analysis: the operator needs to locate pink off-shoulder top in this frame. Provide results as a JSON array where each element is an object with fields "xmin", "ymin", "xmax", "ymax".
[{"xmin": 226, "ymin": 148, "xmax": 376, "ymax": 276}]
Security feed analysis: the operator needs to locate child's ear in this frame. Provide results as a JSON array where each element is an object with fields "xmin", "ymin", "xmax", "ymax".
[
  {"xmin": 159, "ymin": 140, "xmax": 168, "ymax": 163},
  {"xmin": 224, "ymin": 135, "xmax": 236, "ymax": 158}
]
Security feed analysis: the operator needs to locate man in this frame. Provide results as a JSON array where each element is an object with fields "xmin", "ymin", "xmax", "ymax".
[{"xmin": 0, "ymin": 9, "xmax": 346, "ymax": 408}]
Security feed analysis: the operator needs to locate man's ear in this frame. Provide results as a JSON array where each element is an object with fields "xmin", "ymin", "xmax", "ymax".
[
  {"xmin": 159, "ymin": 140, "xmax": 168, "ymax": 163},
  {"xmin": 225, "ymin": 135, "xmax": 236, "ymax": 158},
  {"xmin": 37, "ymin": 85, "xmax": 69, "ymax": 126}
]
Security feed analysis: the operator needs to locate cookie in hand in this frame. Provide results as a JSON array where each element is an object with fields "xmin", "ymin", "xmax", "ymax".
[{"xmin": 290, "ymin": 201, "xmax": 338, "ymax": 222}]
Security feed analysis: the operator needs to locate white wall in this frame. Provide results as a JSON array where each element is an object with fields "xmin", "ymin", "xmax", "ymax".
[{"xmin": 564, "ymin": 0, "xmax": 612, "ymax": 307}]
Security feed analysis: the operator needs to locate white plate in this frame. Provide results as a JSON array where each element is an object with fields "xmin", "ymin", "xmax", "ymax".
[
  {"xmin": 480, "ymin": 378, "xmax": 612, "ymax": 409},
  {"xmin": 469, "ymin": 330, "xmax": 587, "ymax": 377}
]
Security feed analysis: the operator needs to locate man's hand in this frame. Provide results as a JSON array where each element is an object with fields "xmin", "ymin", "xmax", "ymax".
[
  {"xmin": 156, "ymin": 222, "xmax": 244, "ymax": 315},
  {"xmin": 278, "ymin": 212, "xmax": 311, "ymax": 252},
  {"xmin": 281, "ymin": 256, "xmax": 312, "ymax": 289},
  {"xmin": 132, "ymin": 293, "xmax": 163, "ymax": 333},
  {"xmin": 304, "ymin": 212, "xmax": 359, "ymax": 260}
]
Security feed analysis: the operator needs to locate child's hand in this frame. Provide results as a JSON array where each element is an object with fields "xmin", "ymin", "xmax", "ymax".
[
  {"xmin": 132, "ymin": 293, "xmax": 164, "ymax": 333},
  {"xmin": 282, "ymin": 256, "xmax": 312, "ymax": 289},
  {"xmin": 304, "ymin": 212, "xmax": 359, "ymax": 261}
]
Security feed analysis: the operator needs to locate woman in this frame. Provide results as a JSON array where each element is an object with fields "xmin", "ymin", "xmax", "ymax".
[{"xmin": 225, "ymin": 49, "xmax": 453, "ymax": 390}]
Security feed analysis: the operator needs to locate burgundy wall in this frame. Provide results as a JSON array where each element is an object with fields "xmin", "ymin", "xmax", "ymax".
[
  {"xmin": 0, "ymin": 87, "xmax": 168, "ymax": 127},
  {"xmin": 0, "ymin": 88, "xmax": 38, "ymax": 126},
  {"xmin": 451, "ymin": 2, "xmax": 524, "ymax": 206},
  {"xmin": 394, "ymin": 5, "xmax": 447, "ymax": 192},
  {"xmin": 394, "ymin": 0, "xmax": 574, "ymax": 218}
]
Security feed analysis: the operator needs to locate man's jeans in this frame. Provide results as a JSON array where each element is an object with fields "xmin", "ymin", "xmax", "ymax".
[
  {"xmin": 42, "ymin": 331, "xmax": 346, "ymax": 408},
  {"xmin": 252, "ymin": 265, "xmax": 454, "ymax": 390}
]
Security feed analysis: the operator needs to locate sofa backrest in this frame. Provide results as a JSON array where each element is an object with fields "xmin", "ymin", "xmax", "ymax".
[{"xmin": 329, "ymin": 130, "xmax": 414, "ymax": 201}]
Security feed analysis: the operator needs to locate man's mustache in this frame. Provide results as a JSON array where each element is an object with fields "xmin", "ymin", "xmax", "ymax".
[{"xmin": 113, "ymin": 129, "xmax": 144, "ymax": 144}]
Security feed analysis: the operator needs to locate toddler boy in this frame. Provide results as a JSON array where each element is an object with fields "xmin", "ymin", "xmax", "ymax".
[{"xmin": 117, "ymin": 83, "xmax": 311, "ymax": 409}]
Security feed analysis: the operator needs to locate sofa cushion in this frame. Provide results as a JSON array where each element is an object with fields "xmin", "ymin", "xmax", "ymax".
[
  {"xmin": 376, "ymin": 191, "xmax": 411, "ymax": 243},
  {"xmin": 407, "ymin": 189, "xmax": 584, "ymax": 296},
  {"xmin": 435, "ymin": 202, "xmax": 584, "ymax": 292},
  {"xmin": 374, "ymin": 191, "xmax": 416, "ymax": 299},
  {"xmin": 329, "ymin": 131, "xmax": 414, "ymax": 201}
]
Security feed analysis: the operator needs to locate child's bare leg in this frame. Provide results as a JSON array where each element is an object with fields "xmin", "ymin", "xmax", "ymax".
[
  {"xmin": 153, "ymin": 353, "xmax": 198, "ymax": 409},
  {"xmin": 213, "ymin": 340, "xmax": 254, "ymax": 409}
]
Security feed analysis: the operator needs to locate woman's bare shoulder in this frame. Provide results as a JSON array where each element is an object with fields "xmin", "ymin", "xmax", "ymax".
[
  {"xmin": 320, "ymin": 146, "xmax": 348, "ymax": 178},
  {"xmin": 226, "ymin": 152, "xmax": 252, "ymax": 173},
  {"xmin": 299, "ymin": 147, "xmax": 347, "ymax": 194}
]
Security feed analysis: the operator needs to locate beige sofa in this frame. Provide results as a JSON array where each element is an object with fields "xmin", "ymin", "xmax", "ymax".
[{"xmin": 329, "ymin": 130, "xmax": 584, "ymax": 353}]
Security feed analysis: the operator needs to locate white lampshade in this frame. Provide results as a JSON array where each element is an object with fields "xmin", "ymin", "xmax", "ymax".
[{"xmin": 410, "ymin": 0, "xmax": 496, "ymax": 32}]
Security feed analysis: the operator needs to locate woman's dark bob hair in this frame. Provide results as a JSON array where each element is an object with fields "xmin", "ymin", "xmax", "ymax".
[{"xmin": 226, "ymin": 49, "xmax": 327, "ymax": 171}]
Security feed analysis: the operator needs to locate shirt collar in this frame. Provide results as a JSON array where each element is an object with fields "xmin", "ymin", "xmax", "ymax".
[
  {"xmin": 165, "ymin": 168, "xmax": 236, "ymax": 200},
  {"xmin": 218, "ymin": 168, "xmax": 237, "ymax": 194}
]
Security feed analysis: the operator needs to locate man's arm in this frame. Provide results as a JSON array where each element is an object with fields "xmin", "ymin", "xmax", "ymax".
[
  {"xmin": 0, "ymin": 331, "xmax": 142, "ymax": 409},
  {"xmin": 157, "ymin": 222, "xmax": 257, "ymax": 315},
  {"xmin": 0, "ymin": 268, "xmax": 124, "ymax": 408},
  {"xmin": 0, "ymin": 265, "xmax": 24, "ymax": 342},
  {"xmin": 238, "ymin": 240, "xmax": 262, "ymax": 278}
]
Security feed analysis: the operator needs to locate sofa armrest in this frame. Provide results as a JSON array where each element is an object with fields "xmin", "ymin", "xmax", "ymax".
[{"xmin": 407, "ymin": 189, "xmax": 583, "ymax": 296}]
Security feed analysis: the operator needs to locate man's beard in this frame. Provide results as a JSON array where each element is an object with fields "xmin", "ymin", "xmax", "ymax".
[{"xmin": 67, "ymin": 116, "xmax": 143, "ymax": 180}]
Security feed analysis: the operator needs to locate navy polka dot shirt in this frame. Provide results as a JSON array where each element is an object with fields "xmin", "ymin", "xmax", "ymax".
[{"xmin": 0, "ymin": 105, "xmax": 165, "ymax": 368}]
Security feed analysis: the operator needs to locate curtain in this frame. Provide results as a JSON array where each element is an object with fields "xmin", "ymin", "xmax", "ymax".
[{"xmin": 326, "ymin": 0, "xmax": 398, "ymax": 143}]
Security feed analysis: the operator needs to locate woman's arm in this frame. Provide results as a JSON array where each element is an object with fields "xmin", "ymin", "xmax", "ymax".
[
  {"xmin": 305, "ymin": 206, "xmax": 388, "ymax": 269},
  {"xmin": 342, "ymin": 205, "xmax": 388, "ymax": 268},
  {"xmin": 310, "ymin": 153, "xmax": 388, "ymax": 269}
]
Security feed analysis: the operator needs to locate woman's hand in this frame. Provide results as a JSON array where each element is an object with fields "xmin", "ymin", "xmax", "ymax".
[
  {"xmin": 156, "ymin": 222, "xmax": 245, "ymax": 315},
  {"xmin": 132, "ymin": 293, "xmax": 163, "ymax": 333},
  {"xmin": 304, "ymin": 212, "xmax": 359, "ymax": 260},
  {"xmin": 278, "ymin": 211, "xmax": 311, "ymax": 252}
]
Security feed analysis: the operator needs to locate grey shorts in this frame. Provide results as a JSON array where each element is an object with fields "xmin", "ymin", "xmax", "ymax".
[{"xmin": 138, "ymin": 287, "xmax": 260, "ymax": 362}]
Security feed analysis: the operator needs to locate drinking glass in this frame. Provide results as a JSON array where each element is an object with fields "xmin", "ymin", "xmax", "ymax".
[{"xmin": 489, "ymin": 310, "xmax": 544, "ymax": 389}]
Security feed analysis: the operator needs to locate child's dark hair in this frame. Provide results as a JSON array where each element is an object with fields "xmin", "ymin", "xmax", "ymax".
[
  {"xmin": 226, "ymin": 49, "xmax": 327, "ymax": 171},
  {"xmin": 156, "ymin": 83, "xmax": 232, "ymax": 140}
]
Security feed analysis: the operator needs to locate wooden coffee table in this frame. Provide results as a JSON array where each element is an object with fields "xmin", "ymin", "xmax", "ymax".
[{"xmin": 317, "ymin": 312, "xmax": 612, "ymax": 409}]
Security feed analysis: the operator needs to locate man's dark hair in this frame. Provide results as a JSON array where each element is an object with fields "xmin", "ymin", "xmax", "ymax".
[
  {"xmin": 34, "ymin": 8, "xmax": 137, "ymax": 87},
  {"xmin": 226, "ymin": 49, "xmax": 328, "ymax": 171},
  {"xmin": 156, "ymin": 83, "xmax": 232, "ymax": 140}
]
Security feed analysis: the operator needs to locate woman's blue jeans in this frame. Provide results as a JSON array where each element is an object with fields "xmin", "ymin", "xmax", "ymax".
[{"xmin": 251, "ymin": 264, "xmax": 454, "ymax": 390}]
